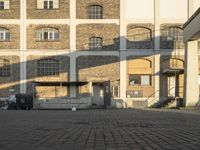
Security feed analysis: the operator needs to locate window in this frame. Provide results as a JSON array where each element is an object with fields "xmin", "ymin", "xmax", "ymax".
[
  {"xmin": 0, "ymin": 0, "xmax": 9, "ymax": 9},
  {"xmin": 89, "ymin": 37, "xmax": 103, "ymax": 50},
  {"xmin": 129, "ymin": 75, "xmax": 151, "ymax": 86},
  {"xmin": 0, "ymin": 1, "xmax": 4, "ymax": 9},
  {"xmin": 168, "ymin": 27, "xmax": 183, "ymax": 41},
  {"xmin": 111, "ymin": 85, "xmax": 120, "ymax": 98},
  {"xmin": 128, "ymin": 27, "xmax": 152, "ymax": 42},
  {"xmin": 0, "ymin": 59, "xmax": 10, "ymax": 77},
  {"xmin": 37, "ymin": 59, "xmax": 59, "ymax": 76},
  {"xmin": 88, "ymin": 5, "xmax": 103, "ymax": 19},
  {"xmin": 44, "ymin": 0, "xmax": 53, "ymax": 9},
  {"xmin": 37, "ymin": 0, "xmax": 58, "ymax": 9},
  {"xmin": 37, "ymin": 28, "xmax": 59, "ymax": 41},
  {"xmin": 0, "ymin": 28, "xmax": 10, "ymax": 41}
]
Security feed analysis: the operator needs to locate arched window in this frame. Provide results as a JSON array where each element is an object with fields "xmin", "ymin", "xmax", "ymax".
[
  {"xmin": 128, "ymin": 27, "xmax": 152, "ymax": 42},
  {"xmin": 88, "ymin": 5, "xmax": 103, "ymax": 19},
  {"xmin": 168, "ymin": 27, "xmax": 183, "ymax": 41},
  {"xmin": 0, "ymin": 27, "xmax": 10, "ymax": 41},
  {"xmin": 37, "ymin": 28, "xmax": 59, "ymax": 41},
  {"xmin": 37, "ymin": 59, "xmax": 59, "ymax": 76},
  {"xmin": 0, "ymin": 59, "xmax": 10, "ymax": 77},
  {"xmin": 89, "ymin": 37, "xmax": 103, "ymax": 50}
]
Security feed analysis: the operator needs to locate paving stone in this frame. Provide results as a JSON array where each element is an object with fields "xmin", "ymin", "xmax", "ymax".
[{"xmin": 0, "ymin": 109, "xmax": 200, "ymax": 150}]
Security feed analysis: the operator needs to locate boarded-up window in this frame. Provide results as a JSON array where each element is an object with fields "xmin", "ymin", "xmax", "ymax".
[{"xmin": 128, "ymin": 27, "xmax": 152, "ymax": 42}]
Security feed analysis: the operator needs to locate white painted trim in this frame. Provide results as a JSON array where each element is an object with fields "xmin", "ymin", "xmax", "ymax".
[
  {"xmin": 0, "ymin": 20, "xmax": 20, "ymax": 24},
  {"xmin": 75, "ymin": 19, "xmax": 120, "ymax": 25},
  {"xmin": 126, "ymin": 19, "xmax": 154, "ymax": 24},
  {"xmin": 26, "ymin": 19, "xmax": 70, "ymax": 25}
]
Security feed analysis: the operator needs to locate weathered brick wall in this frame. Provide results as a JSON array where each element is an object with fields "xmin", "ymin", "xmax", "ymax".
[
  {"xmin": 160, "ymin": 24, "xmax": 184, "ymax": 49},
  {"xmin": 76, "ymin": 0, "xmax": 119, "ymax": 19},
  {"xmin": 160, "ymin": 55, "xmax": 184, "ymax": 98},
  {"xmin": 76, "ymin": 56, "xmax": 119, "ymax": 97},
  {"xmin": 126, "ymin": 56, "xmax": 155, "ymax": 98},
  {"xmin": 27, "ymin": 0, "xmax": 69, "ymax": 19},
  {"xmin": 0, "ymin": 0, "xmax": 20, "ymax": 19},
  {"xmin": 76, "ymin": 24, "xmax": 119, "ymax": 51},
  {"xmin": 26, "ymin": 55, "xmax": 70, "ymax": 97},
  {"xmin": 0, "ymin": 25, "xmax": 20, "ymax": 49},
  {"xmin": 0, "ymin": 56, "xmax": 20, "ymax": 97},
  {"xmin": 127, "ymin": 24, "xmax": 154, "ymax": 49},
  {"xmin": 27, "ymin": 24, "xmax": 69, "ymax": 50}
]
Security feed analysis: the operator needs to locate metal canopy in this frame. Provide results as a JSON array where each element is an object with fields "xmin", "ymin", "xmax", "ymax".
[{"xmin": 162, "ymin": 68, "xmax": 184, "ymax": 75}]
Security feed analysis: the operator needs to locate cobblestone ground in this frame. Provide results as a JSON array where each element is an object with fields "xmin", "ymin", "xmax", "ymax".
[{"xmin": 0, "ymin": 109, "xmax": 200, "ymax": 150}]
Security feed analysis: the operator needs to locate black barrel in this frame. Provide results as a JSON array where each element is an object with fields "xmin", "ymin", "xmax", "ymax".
[{"xmin": 15, "ymin": 94, "xmax": 33, "ymax": 110}]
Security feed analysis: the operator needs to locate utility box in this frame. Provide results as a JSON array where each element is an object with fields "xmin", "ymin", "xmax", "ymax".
[{"xmin": 15, "ymin": 94, "xmax": 33, "ymax": 110}]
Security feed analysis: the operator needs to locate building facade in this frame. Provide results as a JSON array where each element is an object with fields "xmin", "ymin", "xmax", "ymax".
[{"xmin": 0, "ymin": 0, "xmax": 200, "ymax": 109}]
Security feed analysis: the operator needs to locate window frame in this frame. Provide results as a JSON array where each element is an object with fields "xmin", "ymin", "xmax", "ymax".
[
  {"xmin": 129, "ymin": 74, "xmax": 151, "ymax": 86},
  {"xmin": 88, "ymin": 5, "xmax": 103, "ymax": 19},
  {"xmin": 167, "ymin": 27, "xmax": 183, "ymax": 41},
  {"xmin": 89, "ymin": 37, "xmax": 103, "ymax": 50},
  {"xmin": 37, "ymin": 28, "xmax": 59, "ymax": 41},
  {"xmin": 37, "ymin": 58, "xmax": 60, "ymax": 77},
  {"xmin": 0, "ymin": 28, "xmax": 10, "ymax": 41},
  {"xmin": 43, "ymin": 0, "xmax": 54, "ymax": 9},
  {"xmin": 0, "ymin": 1, "xmax": 4, "ymax": 9},
  {"xmin": 0, "ymin": 59, "xmax": 10, "ymax": 77}
]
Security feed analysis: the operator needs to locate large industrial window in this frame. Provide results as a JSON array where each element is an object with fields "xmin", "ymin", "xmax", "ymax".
[
  {"xmin": 0, "ymin": 28, "xmax": 10, "ymax": 41},
  {"xmin": 37, "ymin": 28, "xmax": 59, "ymax": 41},
  {"xmin": 37, "ymin": 59, "xmax": 59, "ymax": 76},
  {"xmin": 89, "ymin": 37, "xmax": 103, "ymax": 50},
  {"xmin": 168, "ymin": 27, "xmax": 183, "ymax": 41},
  {"xmin": 0, "ymin": 59, "xmax": 10, "ymax": 77},
  {"xmin": 88, "ymin": 5, "xmax": 103, "ymax": 19},
  {"xmin": 129, "ymin": 75, "xmax": 151, "ymax": 86}
]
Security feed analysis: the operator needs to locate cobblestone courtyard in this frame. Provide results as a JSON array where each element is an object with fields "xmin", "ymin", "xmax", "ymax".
[{"xmin": 0, "ymin": 109, "xmax": 200, "ymax": 150}]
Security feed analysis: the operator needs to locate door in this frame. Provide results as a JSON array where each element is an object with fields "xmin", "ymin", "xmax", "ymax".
[
  {"xmin": 92, "ymin": 83, "xmax": 104, "ymax": 106},
  {"xmin": 168, "ymin": 76, "xmax": 175, "ymax": 97}
]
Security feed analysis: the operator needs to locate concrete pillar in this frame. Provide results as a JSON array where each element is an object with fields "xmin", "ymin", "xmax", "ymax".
[
  {"xmin": 119, "ymin": 0, "xmax": 127, "ymax": 102},
  {"xmin": 120, "ymin": 52, "xmax": 127, "ymax": 100},
  {"xmin": 69, "ymin": 0, "xmax": 76, "ymax": 97},
  {"xmin": 184, "ymin": 40, "xmax": 199, "ymax": 107},
  {"xmin": 153, "ymin": 0, "xmax": 161, "ymax": 104},
  {"xmin": 20, "ymin": 0, "xmax": 27, "ymax": 93},
  {"xmin": 70, "ymin": 53, "xmax": 76, "ymax": 97},
  {"xmin": 154, "ymin": 0, "xmax": 160, "ymax": 51},
  {"xmin": 154, "ymin": 54, "xmax": 160, "ymax": 105}
]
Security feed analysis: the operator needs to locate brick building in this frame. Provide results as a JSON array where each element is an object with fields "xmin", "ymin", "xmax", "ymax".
[{"xmin": 0, "ymin": 0, "xmax": 200, "ymax": 109}]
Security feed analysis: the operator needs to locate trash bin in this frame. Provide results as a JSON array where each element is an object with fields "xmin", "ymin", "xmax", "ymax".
[{"xmin": 15, "ymin": 94, "xmax": 33, "ymax": 110}]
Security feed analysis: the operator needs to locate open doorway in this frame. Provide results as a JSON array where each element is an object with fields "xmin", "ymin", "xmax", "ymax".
[{"xmin": 92, "ymin": 83, "xmax": 104, "ymax": 106}]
